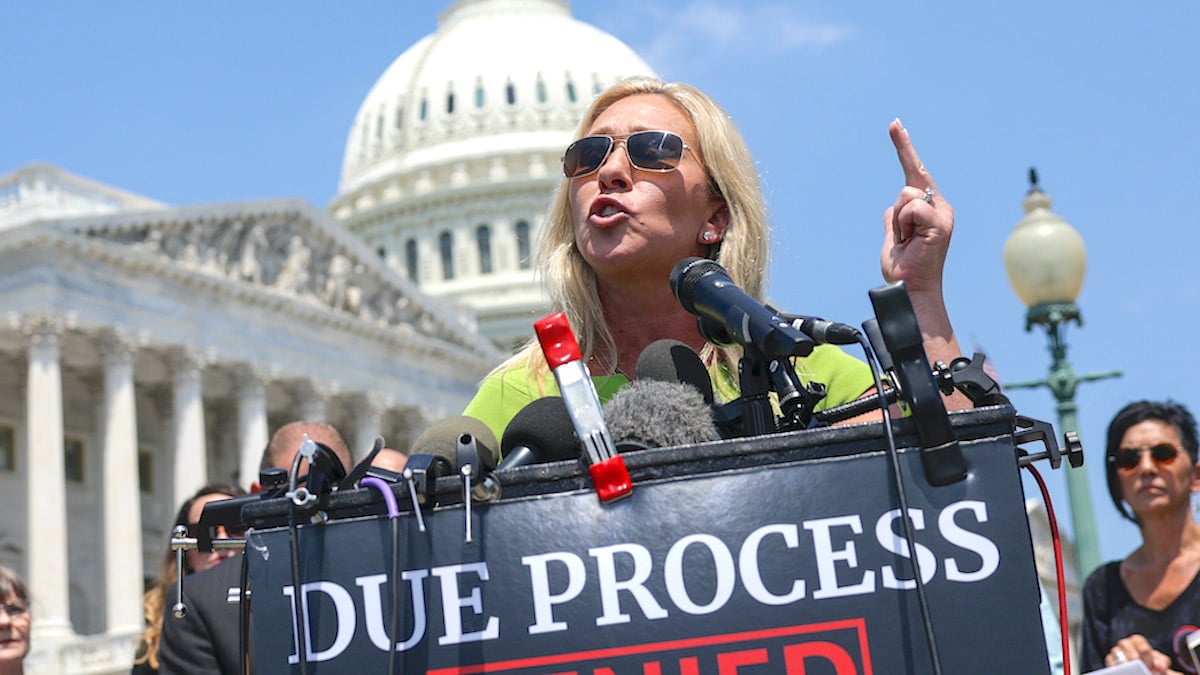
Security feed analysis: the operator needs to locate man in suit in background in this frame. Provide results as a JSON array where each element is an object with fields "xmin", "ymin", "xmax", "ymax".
[{"xmin": 158, "ymin": 421, "xmax": 353, "ymax": 674}]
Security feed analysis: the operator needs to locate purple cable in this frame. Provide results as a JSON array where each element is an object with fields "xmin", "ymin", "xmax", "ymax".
[{"xmin": 359, "ymin": 476, "xmax": 400, "ymax": 519}]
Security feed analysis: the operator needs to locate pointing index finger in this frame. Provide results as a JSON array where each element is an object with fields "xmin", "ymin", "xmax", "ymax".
[{"xmin": 890, "ymin": 118, "xmax": 937, "ymax": 190}]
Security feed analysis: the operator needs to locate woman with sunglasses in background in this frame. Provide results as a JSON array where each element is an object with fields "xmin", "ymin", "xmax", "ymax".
[
  {"xmin": 1082, "ymin": 400, "xmax": 1200, "ymax": 674},
  {"xmin": 0, "ymin": 566, "xmax": 30, "ymax": 675},
  {"xmin": 132, "ymin": 482, "xmax": 246, "ymax": 674},
  {"xmin": 464, "ymin": 75, "xmax": 969, "ymax": 443}
]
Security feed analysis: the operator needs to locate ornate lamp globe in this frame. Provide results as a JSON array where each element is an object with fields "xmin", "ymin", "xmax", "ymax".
[{"xmin": 1003, "ymin": 168, "xmax": 1088, "ymax": 328}]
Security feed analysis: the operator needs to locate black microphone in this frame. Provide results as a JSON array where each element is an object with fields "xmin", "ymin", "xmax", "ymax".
[
  {"xmin": 635, "ymin": 339, "xmax": 714, "ymax": 405},
  {"xmin": 862, "ymin": 318, "xmax": 895, "ymax": 375},
  {"xmin": 784, "ymin": 315, "xmax": 862, "ymax": 346},
  {"xmin": 497, "ymin": 396, "xmax": 580, "ymax": 471},
  {"xmin": 603, "ymin": 379, "xmax": 720, "ymax": 452},
  {"xmin": 670, "ymin": 257, "xmax": 814, "ymax": 360},
  {"xmin": 296, "ymin": 440, "xmax": 348, "ymax": 497}
]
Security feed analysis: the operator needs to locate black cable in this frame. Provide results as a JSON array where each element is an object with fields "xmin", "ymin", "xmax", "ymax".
[
  {"xmin": 239, "ymin": 551, "xmax": 250, "ymax": 675},
  {"xmin": 287, "ymin": 448, "xmax": 309, "ymax": 675},
  {"xmin": 812, "ymin": 385, "xmax": 900, "ymax": 425},
  {"xmin": 360, "ymin": 475, "xmax": 403, "ymax": 673},
  {"xmin": 857, "ymin": 334, "xmax": 945, "ymax": 675}
]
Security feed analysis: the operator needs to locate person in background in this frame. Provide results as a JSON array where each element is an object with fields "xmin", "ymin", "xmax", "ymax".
[
  {"xmin": 157, "ymin": 421, "xmax": 352, "ymax": 675},
  {"xmin": 463, "ymin": 75, "xmax": 968, "ymax": 441},
  {"xmin": 1082, "ymin": 400, "xmax": 1200, "ymax": 674},
  {"xmin": 132, "ymin": 482, "xmax": 246, "ymax": 674},
  {"xmin": 0, "ymin": 566, "xmax": 30, "ymax": 675},
  {"xmin": 371, "ymin": 447, "xmax": 408, "ymax": 473}
]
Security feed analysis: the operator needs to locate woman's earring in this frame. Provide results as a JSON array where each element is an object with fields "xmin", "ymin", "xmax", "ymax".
[{"xmin": 702, "ymin": 231, "xmax": 714, "ymax": 242}]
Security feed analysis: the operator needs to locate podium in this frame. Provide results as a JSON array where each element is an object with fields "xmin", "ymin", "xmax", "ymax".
[{"xmin": 242, "ymin": 405, "xmax": 1053, "ymax": 673}]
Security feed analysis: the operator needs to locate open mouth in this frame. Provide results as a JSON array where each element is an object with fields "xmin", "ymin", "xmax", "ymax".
[{"xmin": 589, "ymin": 197, "xmax": 628, "ymax": 223}]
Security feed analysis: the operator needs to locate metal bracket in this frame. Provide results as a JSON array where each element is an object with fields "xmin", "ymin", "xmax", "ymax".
[{"xmin": 1014, "ymin": 414, "xmax": 1084, "ymax": 469}]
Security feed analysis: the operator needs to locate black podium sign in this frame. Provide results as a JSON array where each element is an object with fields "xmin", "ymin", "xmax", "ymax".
[{"xmin": 246, "ymin": 408, "xmax": 1051, "ymax": 673}]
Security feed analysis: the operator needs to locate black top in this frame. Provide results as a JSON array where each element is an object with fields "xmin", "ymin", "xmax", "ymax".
[
  {"xmin": 1081, "ymin": 560, "xmax": 1200, "ymax": 672},
  {"xmin": 158, "ymin": 555, "xmax": 246, "ymax": 674}
]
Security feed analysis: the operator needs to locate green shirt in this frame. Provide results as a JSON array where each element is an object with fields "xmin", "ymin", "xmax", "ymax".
[{"xmin": 462, "ymin": 343, "xmax": 875, "ymax": 444}]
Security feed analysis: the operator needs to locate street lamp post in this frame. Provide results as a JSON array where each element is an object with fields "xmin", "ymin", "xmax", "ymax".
[{"xmin": 1003, "ymin": 169, "xmax": 1121, "ymax": 580}]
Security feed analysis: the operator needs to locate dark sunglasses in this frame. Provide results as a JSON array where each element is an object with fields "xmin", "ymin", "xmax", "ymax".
[
  {"xmin": 186, "ymin": 522, "xmax": 248, "ymax": 539},
  {"xmin": 1110, "ymin": 443, "xmax": 1181, "ymax": 471},
  {"xmin": 562, "ymin": 130, "xmax": 690, "ymax": 178}
]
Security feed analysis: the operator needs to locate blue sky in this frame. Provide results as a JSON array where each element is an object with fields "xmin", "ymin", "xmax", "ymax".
[{"xmin": 4, "ymin": 1, "xmax": 1199, "ymax": 568}]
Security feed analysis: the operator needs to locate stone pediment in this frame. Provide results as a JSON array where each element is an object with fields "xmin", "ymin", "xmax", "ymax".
[
  {"xmin": 55, "ymin": 198, "xmax": 501, "ymax": 360},
  {"xmin": 0, "ymin": 162, "xmax": 165, "ymax": 231}
]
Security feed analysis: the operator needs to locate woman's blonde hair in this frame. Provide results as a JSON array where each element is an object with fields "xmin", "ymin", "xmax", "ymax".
[{"xmin": 499, "ymin": 76, "xmax": 768, "ymax": 388}]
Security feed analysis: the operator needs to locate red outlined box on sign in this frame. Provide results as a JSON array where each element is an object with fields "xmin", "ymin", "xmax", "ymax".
[{"xmin": 428, "ymin": 618, "xmax": 872, "ymax": 675}]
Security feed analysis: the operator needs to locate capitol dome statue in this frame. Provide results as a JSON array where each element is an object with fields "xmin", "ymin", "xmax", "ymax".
[{"xmin": 330, "ymin": 0, "xmax": 655, "ymax": 350}]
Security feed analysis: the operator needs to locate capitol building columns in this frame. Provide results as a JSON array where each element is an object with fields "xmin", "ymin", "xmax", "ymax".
[
  {"xmin": 21, "ymin": 314, "xmax": 73, "ymax": 641},
  {"xmin": 5, "ymin": 314, "xmax": 481, "ymax": 645},
  {"xmin": 235, "ymin": 367, "xmax": 270, "ymax": 489},
  {"xmin": 98, "ymin": 328, "xmax": 144, "ymax": 636},
  {"xmin": 293, "ymin": 379, "xmax": 333, "ymax": 425},
  {"xmin": 351, "ymin": 392, "xmax": 389, "ymax": 460},
  {"xmin": 169, "ymin": 346, "xmax": 208, "ymax": 505}
]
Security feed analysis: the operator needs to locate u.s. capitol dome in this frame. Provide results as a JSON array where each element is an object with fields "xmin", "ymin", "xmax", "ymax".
[{"xmin": 331, "ymin": 0, "xmax": 655, "ymax": 349}]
